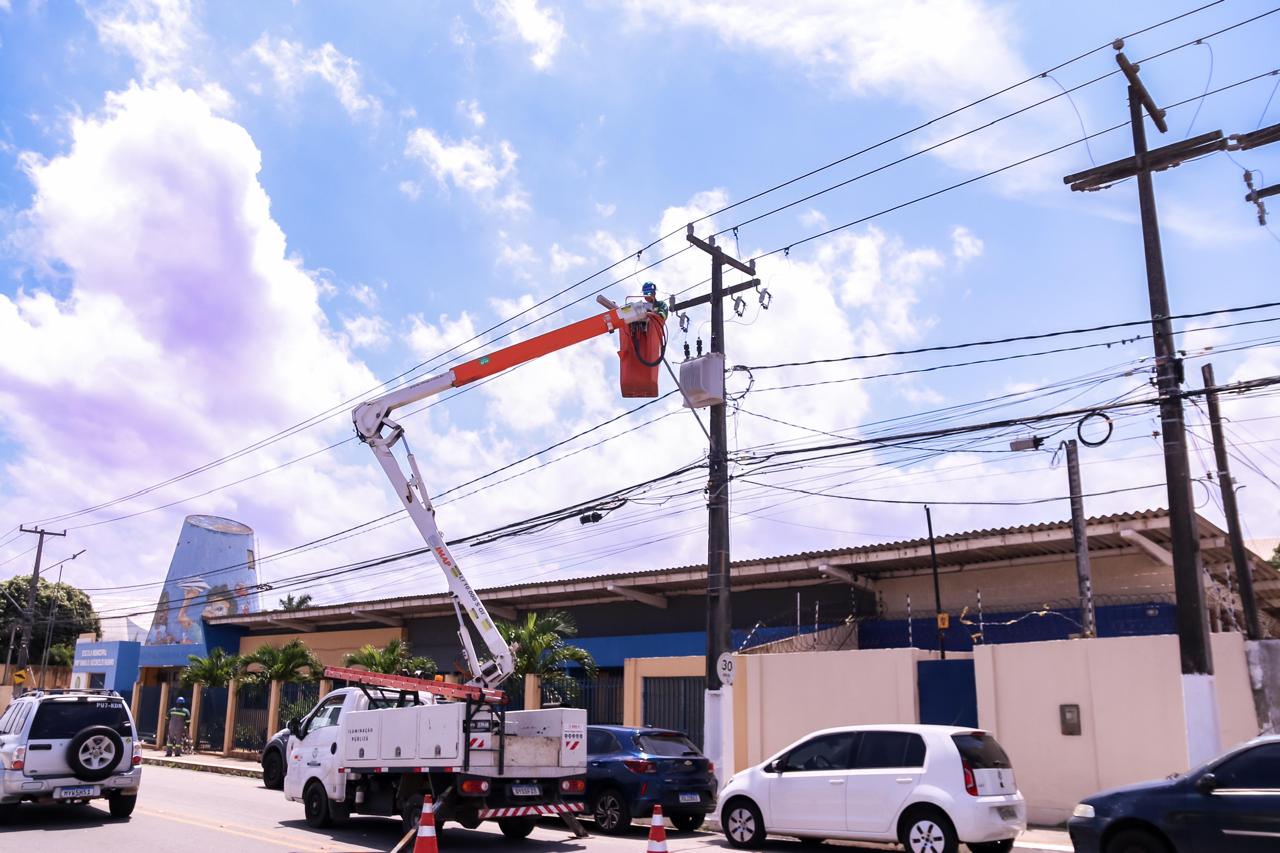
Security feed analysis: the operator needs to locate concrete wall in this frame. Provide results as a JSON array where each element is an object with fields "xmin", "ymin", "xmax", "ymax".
[
  {"xmin": 238, "ymin": 627, "xmax": 402, "ymax": 668},
  {"xmin": 735, "ymin": 647, "xmax": 933, "ymax": 772},
  {"xmin": 1246, "ymin": 638, "xmax": 1280, "ymax": 735},
  {"xmin": 976, "ymin": 632, "xmax": 1258, "ymax": 825},
  {"xmin": 622, "ymin": 655, "xmax": 703, "ymax": 726}
]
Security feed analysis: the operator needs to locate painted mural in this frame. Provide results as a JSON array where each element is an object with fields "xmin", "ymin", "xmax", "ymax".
[{"xmin": 145, "ymin": 514, "xmax": 262, "ymax": 647}]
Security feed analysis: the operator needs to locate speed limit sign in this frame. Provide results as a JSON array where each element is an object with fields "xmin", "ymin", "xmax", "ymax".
[{"xmin": 716, "ymin": 652, "xmax": 735, "ymax": 686}]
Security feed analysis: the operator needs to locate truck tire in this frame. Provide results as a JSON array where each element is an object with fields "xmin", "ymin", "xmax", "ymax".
[
  {"xmin": 67, "ymin": 725, "xmax": 125, "ymax": 782},
  {"xmin": 498, "ymin": 818, "xmax": 536, "ymax": 840},
  {"xmin": 303, "ymin": 780, "xmax": 332, "ymax": 828},
  {"xmin": 0, "ymin": 802, "xmax": 18, "ymax": 824}
]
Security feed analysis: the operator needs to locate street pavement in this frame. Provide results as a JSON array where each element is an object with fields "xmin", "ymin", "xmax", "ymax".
[{"xmin": 0, "ymin": 765, "xmax": 1073, "ymax": 852}]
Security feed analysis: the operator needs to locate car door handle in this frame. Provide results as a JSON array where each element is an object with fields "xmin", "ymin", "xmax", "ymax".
[
  {"xmin": 28, "ymin": 744, "xmax": 52, "ymax": 751},
  {"xmin": 829, "ymin": 779, "xmax": 844, "ymax": 785},
  {"xmin": 589, "ymin": 761, "xmax": 603, "ymax": 767},
  {"xmin": 896, "ymin": 777, "xmax": 915, "ymax": 783}
]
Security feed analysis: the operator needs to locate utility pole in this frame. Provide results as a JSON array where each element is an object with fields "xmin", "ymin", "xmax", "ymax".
[
  {"xmin": 924, "ymin": 506, "xmax": 946, "ymax": 659},
  {"xmin": 15, "ymin": 526, "xmax": 66, "ymax": 694},
  {"xmin": 1063, "ymin": 440, "xmax": 1097, "ymax": 638},
  {"xmin": 685, "ymin": 226, "xmax": 755, "ymax": 686},
  {"xmin": 685, "ymin": 225, "xmax": 755, "ymax": 789},
  {"xmin": 1201, "ymin": 364, "xmax": 1261, "ymax": 640},
  {"xmin": 1063, "ymin": 44, "xmax": 1222, "ymax": 764}
]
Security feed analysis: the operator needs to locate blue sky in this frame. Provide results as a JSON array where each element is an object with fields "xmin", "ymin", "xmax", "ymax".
[{"xmin": 1, "ymin": 0, "xmax": 1278, "ymax": 623}]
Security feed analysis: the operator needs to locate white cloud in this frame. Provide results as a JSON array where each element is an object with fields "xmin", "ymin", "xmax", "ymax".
[
  {"xmin": 86, "ymin": 0, "xmax": 197, "ymax": 83},
  {"xmin": 398, "ymin": 180, "xmax": 422, "ymax": 200},
  {"xmin": 595, "ymin": 202, "xmax": 616, "ymax": 218},
  {"xmin": 549, "ymin": 243, "xmax": 587, "ymax": 273},
  {"xmin": 348, "ymin": 283, "xmax": 380, "ymax": 309},
  {"xmin": 343, "ymin": 314, "xmax": 390, "ymax": 350},
  {"xmin": 458, "ymin": 98, "xmax": 486, "ymax": 128},
  {"xmin": 799, "ymin": 208, "xmax": 828, "ymax": 229},
  {"xmin": 406, "ymin": 311, "xmax": 478, "ymax": 361},
  {"xmin": 404, "ymin": 129, "xmax": 529, "ymax": 212},
  {"xmin": 492, "ymin": 0, "xmax": 565, "ymax": 70},
  {"xmin": 951, "ymin": 225, "xmax": 984, "ymax": 262},
  {"xmin": 497, "ymin": 235, "xmax": 538, "ymax": 275},
  {"xmin": 0, "ymin": 83, "xmax": 400, "ymax": 607},
  {"xmin": 626, "ymin": 0, "xmax": 1072, "ymax": 190},
  {"xmin": 250, "ymin": 35, "xmax": 382, "ymax": 121}
]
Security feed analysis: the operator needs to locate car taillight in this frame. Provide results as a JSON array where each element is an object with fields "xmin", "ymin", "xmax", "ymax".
[
  {"xmin": 708, "ymin": 761, "xmax": 715, "ymax": 777},
  {"xmin": 962, "ymin": 759, "xmax": 979, "ymax": 797},
  {"xmin": 560, "ymin": 778, "xmax": 585, "ymax": 794},
  {"xmin": 12, "ymin": 747, "xmax": 25, "ymax": 771},
  {"xmin": 623, "ymin": 759, "xmax": 657, "ymax": 774},
  {"xmin": 460, "ymin": 778, "xmax": 491, "ymax": 795}
]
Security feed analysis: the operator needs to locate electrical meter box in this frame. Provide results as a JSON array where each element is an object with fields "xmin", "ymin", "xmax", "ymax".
[{"xmin": 679, "ymin": 352, "xmax": 725, "ymax": 409}]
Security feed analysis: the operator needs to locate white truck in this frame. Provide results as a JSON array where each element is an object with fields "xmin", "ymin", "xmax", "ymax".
[{"xmin": 283, "ymin": 297, "xmax": 659, "ymax": 838}]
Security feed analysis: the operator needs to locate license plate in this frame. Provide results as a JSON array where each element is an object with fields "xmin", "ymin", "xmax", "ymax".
[
  {"xmin": 997, "ymin": 806, "xmax": 1018, "ymax": 820},
  {"xmin": 511, "ymin": 784, "xmax": 540, "ymax": 797},
  {"xmin": 679, "ymin": 792, "xmax": 701, "ymax": 804},
  {"xmin": 55, "ymin": 785, "xmax": 99, "ymax": 799}
]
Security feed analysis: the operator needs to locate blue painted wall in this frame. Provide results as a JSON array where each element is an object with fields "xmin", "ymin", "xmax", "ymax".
[{"xmin": 72, "ymin": 640, "xmax": 140, "ymax": 693}]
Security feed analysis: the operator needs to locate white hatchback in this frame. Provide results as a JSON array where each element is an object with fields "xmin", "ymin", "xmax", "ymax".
[{"xmin": 717, "ymin": 724, "xmax": 1025, "ymax": 853}]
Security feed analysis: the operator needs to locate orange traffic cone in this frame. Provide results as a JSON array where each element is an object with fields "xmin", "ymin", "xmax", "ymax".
[
  {"xmin": 412, "ymin": 794, "xmax": 438, "ymax": 853},
  {"xmin": 647, "ymin": 804, "xmax": 668, "ymax": 853}
]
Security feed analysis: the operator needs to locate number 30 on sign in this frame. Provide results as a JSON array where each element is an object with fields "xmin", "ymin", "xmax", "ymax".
[{"xmin": 716, "ymin": 653, "xmax": 735, "ymax": 686}]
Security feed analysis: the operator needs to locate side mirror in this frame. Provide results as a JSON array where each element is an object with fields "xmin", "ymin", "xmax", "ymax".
[
  {"xmin": 1195, "ymin": 773, "xmax": 1217, "ymax": 795},
  {"xmin": 286, "ymin": 718, "xmax": 301, "ymax": 738},
  {"xmin": 765, "ymin": 759, "xmax": 783, "ymax": 774}
]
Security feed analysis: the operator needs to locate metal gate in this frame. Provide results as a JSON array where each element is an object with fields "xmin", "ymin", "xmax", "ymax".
[
  {"xmin": 543, "ymin": 671, "xmax": 623, "ymax": 724},
  {"xmin": 917, "ymin": 659, "xmax": 978, "ymax": 728},
  {"xmin": 642, "ymin": 676, "xmax": 706, "ymax": 747}
]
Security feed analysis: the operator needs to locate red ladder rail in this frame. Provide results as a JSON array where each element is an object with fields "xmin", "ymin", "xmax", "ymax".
[{"xmin": 323, "ymin": 665, "xmax": 507, "ymax": 704}]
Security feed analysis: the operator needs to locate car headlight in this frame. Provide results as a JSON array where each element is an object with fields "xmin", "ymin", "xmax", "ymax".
[{"xmin": 1072, "ymin": 803, "xmax": 1096, "ymax": 819}]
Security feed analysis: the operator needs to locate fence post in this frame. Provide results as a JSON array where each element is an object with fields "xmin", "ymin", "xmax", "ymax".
[
  {"xmin": 156, "ymin": 679, "xmax": 170, "ymax": 750},
  {"xmin": 319, "ymin": 678, "xmax": 333, "ymax": 697},
  {"xmin": 189, "ymin": 685, "xmax": 203, "ymax": 751},
  {"xmin": 524, "ymin": 674, "xmax": 541, "ymax": 710},
  {"xmin": 267, "ymin": 679, "xmax": 283, "ymax": 740},
  {"xmin": 222, "ymin": 677, "xmax": 238, "ymax": 757},
  {"xmin": 130, "ymin": 680, "xmax": 142, "ymax": 728}
]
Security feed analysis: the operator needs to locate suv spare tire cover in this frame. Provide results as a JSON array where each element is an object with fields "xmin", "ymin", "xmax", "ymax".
[{"xmin": 67, "ymin": 725, "xmax": 125, "ymax": 782}]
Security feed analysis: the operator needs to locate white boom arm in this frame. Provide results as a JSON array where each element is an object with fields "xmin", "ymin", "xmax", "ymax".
[{"xmin": 352, "ymin": 300, "xmax": 652, "ymax": 690}]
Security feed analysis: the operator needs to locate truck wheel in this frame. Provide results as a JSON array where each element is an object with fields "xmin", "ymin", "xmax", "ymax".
[
  {"xmin": 498, "ymin": 818, "xmax": 536, "ymax": 840},
  {"xmin": 108, "ymin": 793, "xmax": 137, "ymax": 819},
  {"xmin": 592, "ymin": 788, "xmax": 631, "ymax": 834},
  {"xmin": 303, "ymin": 780, "xmax": 332, "ymax": 828},
  {"xmin": 261, "ymin": 750, "xmax": 284, "ymax": 790},
  {"xmin": 0, "ymin": 802, "xmax": 18, "ymax": 824}
]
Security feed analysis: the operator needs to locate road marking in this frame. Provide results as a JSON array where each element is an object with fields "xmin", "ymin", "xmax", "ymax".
[{"xmin": 136, "ymin": 807, "xmax": 358, "ymax": 852}]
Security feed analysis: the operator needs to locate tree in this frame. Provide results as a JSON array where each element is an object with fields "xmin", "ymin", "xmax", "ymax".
[
  {"xmin": 343, "ymin": 637, "xmax": 436, "ymax": 676},
  {"xmin": 182, "ymin": 647, "xmax": 243, "ymax": 688},
  {"xmin": 497, "ymin": 611, "xmax": 597, "ymax": 704},
  {"xmin": 1269, "ymin": 543, "xmax": 1280, "ymax": 570},
  {"xmin": 278, "ymin": 593, "xmax": 314, "ymax": 611},
  {"xmin": 0, "ymin": 575, "xmax": 100, "ymax": 663},
  {"xmin": 240, "ymin": 638, "xmax": 323, "ymax": 684}
]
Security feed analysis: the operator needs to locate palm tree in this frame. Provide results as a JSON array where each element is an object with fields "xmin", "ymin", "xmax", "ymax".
[
  {"xmin": 181, "ymin": 647, "xmax": 242, "ymax": 688},
  {"xmin": 278, "ymin": 593, "xmax": 314, "ymax": 611},
  {"xmin": 497, "ymin": 611, "xmax": 597, "ymax": 704},
  {"xmin": 343, "ymin": 637, "xmax": 436, "ymax": 676},
  {"xmin": 240, "ymin": 638, "xmax": 323, "ymax": 684}
]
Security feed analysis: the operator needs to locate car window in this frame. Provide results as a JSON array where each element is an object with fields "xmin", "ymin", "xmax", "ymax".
[
  {"xmin": 305, "ymin": 696, "xmax": 345, "ymax": 736},
  {"xmin": 588, "ymin": 729, "xmax": 620, "ymax": 754},
  {"xmin": 1214, "ymin": 743, "xmax": 1280, "ymax": 790},
  {"xmin": 951, "ymin": 732, "xmax": 1011, "ymax": 769},
  {"xmin": 854, "ymin": 731, "xmax": 927, "ymax": 769},
  {"xmin": 0, "ymin": 705, "xmax": 14, "ymax": 734},
  {"xmin": 781, "ymin": 733, "xmax": 857, "ymax": 772},
  {"xmin": 29, "ymin": 699, "xmax": 132, "ymax": 740},
  {"xmin": 637, "ymin": 733, "xmax": 700, "ymax": 756}
]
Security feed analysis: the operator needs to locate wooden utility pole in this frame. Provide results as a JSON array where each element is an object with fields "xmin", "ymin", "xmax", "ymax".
[
  {"xmin": 924, "ymin": 506, "xmax": 946, "ymax": 659},
  {"xmin": 1201, "ymin": 364, "xmax": 1261, "ymax": 640},
  {"xmin": 15, "ymin": 526, "xmax": 66, "ymax": 694}
]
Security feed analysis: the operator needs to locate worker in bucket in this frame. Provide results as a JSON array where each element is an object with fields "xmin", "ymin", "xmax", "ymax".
[
  {"xmin": 641, "ymin": 281, "xmax": 669, "ymax": 317},
  {"xmin": 165, "ymin": 695, "xmax": 190, "ymax": 756}
]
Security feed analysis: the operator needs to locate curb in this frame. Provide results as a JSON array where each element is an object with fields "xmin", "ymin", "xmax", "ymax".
[{"xmin": 142, "ymin": 755, "xmax": 263, "ymax": 780}]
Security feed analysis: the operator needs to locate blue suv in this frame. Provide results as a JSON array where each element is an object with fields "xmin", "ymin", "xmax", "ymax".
[{"xmin": 586, "ymin": 725, "xmax": 717, "ymax": 834}]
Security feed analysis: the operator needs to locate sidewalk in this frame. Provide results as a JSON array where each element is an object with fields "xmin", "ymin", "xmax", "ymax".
[{"xmin": 141, "ymin": 747, "xmax": 263, "ymax": 780}]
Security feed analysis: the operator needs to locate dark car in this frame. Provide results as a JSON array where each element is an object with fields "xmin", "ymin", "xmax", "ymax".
[
  {"xmin": 261, "ymin": 727, "xmax": 289, "ymax": 789},
  {"xmin": 1067, "ymin": 734, "xmax": 1280, "ymax": 852},
  {"xmin": 586, "ymin": 725, "xmax": 717, "ymax": 834}
]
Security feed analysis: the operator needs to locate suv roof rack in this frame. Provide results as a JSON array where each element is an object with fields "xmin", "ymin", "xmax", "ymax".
[{"xmin": 18, "ymin": 688, "xmax": 123, "ymax": 699}]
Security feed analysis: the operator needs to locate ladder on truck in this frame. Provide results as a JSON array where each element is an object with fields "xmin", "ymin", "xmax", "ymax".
[{"xmin": 323, "ymin": 666, "xmax": 509, "ymax": 773}]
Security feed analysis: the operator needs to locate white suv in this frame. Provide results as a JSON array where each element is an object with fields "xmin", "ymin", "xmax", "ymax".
[
  {"xmin": 717, "ymin": 724, "xmax": 1025, "ymax": 853},
  {"xmin": 0, "ymin": 689, "xmax": 142, "ymax": 822}
]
